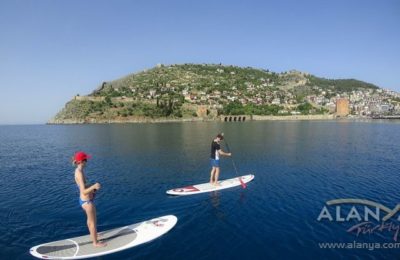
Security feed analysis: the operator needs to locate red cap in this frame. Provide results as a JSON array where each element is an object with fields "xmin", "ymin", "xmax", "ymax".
[{"xmin": 74, "ymin": 151, "xmax": 91, "ymax": 162}]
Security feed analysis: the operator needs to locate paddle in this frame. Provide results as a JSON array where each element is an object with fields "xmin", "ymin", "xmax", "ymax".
[{"xmin": 222, "ymin": 134, "xmax": 246, "ymax": 189}]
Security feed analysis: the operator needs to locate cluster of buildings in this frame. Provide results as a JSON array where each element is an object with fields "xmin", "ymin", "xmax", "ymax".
[
  {"xmin": 177, "ymin": 85, "xmax": 400, "ymax": 116},
  {"xmin": 306, "ymin": 88, "xmax": 400, "ymax": 116},
  {"xmin": 105, "ymin": 72, "xmax": 400, "ymax": 117}
]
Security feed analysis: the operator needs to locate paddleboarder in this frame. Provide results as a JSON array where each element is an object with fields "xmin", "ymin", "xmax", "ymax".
[
  {"xmin": 210, "ymin": 133, "xmax": 231, "ymax": 186},
  {"xmin": 73, "ymin": 151, "xmax": 107, "ymax": 248}
]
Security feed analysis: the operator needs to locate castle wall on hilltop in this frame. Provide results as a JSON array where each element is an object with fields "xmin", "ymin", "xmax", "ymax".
[{"xmin": 74, "ymin": 96, "xmax": 105, "ymax": 101}]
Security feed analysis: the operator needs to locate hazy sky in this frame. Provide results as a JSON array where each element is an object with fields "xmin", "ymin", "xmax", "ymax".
[{"xmin": 0, "ymin": 0, "xmax": 399, "ymax": 124}]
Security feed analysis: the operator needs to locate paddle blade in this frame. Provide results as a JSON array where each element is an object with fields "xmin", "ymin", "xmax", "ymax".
[{"xmin": 239, "ymin": 177, "xmax": 247, "ymax": 189}]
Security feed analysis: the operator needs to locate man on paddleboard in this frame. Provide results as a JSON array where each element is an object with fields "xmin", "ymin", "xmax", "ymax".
[{"xmin": 210, "ymin": 133, "xmax": 231, "ymax": 186}]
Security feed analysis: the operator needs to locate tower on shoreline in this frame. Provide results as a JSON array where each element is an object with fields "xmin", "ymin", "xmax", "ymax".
[{"xmin": 336, "ymin": 98, "xmax": 349, "ymax": 117}]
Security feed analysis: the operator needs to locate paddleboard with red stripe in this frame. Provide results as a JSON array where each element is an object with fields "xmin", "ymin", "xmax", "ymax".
[{"xmin": 166, "ymin": 174, "xmax": 254, "ymax": 196}]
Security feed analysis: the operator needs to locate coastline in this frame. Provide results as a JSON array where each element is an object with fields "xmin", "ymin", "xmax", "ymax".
[
  {"xmin": 47, "ymin": 117, "xmax": 205, "ymax": 124},
  {"xmin": 47, "ymin": 114, "xmax": 343, "ymax": 124},
  {"xmin": 251, "ymin": 114, "xmax": 336, "ymax": 121}
]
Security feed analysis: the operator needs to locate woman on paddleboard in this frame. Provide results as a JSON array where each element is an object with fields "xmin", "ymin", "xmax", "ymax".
[
  {"xmin": 73, "ymin": 151, "xmax": 106, "ymax": 248},
  {"xmin": 210, "ymin": 133, "xmax": 231, "ymax": 186}
]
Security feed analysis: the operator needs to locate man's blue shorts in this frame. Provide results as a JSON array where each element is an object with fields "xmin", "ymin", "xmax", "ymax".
[{"xmin": 210, "ymin": 159, "xmax": 220, "ymax": 167}]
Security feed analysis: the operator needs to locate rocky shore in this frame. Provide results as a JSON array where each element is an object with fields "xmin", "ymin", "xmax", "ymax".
[{"xmin": 47, "ymin": 117, "xmax": 205, "ymax": 124}]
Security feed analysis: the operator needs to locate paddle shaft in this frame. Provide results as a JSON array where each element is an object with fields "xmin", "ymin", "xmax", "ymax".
[{"xmin": 223, "ymin": 138, "xmax": 246, "ymax": 188}]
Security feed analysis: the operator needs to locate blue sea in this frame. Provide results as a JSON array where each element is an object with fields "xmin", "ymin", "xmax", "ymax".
[{"xmin": 1, "ymin": 120, "xmax": 400, "ymax": 259}]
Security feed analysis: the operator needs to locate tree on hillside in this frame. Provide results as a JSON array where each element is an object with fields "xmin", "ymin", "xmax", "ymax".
[{"xmin": 297, "ymin": 102, "xmax": 313, "ymax": 115}]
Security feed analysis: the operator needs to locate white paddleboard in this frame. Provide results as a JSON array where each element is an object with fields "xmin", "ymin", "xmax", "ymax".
[
  {"xmin": 30, "ymin": 215, "xmax": 177, "ymax": 259},
  {"xmin": 166, "ymin": 174, "xmax": 254, "ymax": 196}
]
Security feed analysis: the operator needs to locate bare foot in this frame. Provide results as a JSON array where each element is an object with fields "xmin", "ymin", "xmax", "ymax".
[
  {"xmin": 93, "ymin": 241, "xmax": 107, "ymax": 247},
  {"xmin": 213, "ymin": 182, "xmax": 221, "ymax": 187}
]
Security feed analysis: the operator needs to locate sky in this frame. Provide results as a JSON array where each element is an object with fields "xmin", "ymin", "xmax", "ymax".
[{"xmin": 0, "ymin": 0, "xmax": 399, "ymax": 124}]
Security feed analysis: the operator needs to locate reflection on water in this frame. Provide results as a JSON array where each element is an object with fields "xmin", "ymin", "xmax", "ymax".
[{"xmin": 209, "ymin": 191, "xmax": 225, "ymax": 219}]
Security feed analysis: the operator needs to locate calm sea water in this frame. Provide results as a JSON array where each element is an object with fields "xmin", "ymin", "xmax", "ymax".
[{"xmin": 1, "ymin": 120, "xmax": 400, "ymax": 259}]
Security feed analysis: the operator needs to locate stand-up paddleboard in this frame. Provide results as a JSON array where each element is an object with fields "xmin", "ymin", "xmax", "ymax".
[
  {"xmin": 166, "ymin": 174, "xmax": 254, "ymax": 196},
  {"xmin": 30, "ymin": 215, "xmax": 177, "ymax": 259}
]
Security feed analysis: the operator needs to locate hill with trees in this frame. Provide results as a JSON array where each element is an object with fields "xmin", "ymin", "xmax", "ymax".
[{"xmin": 49, "ymin": 63, "xmax": 385, "ymax": 123}]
